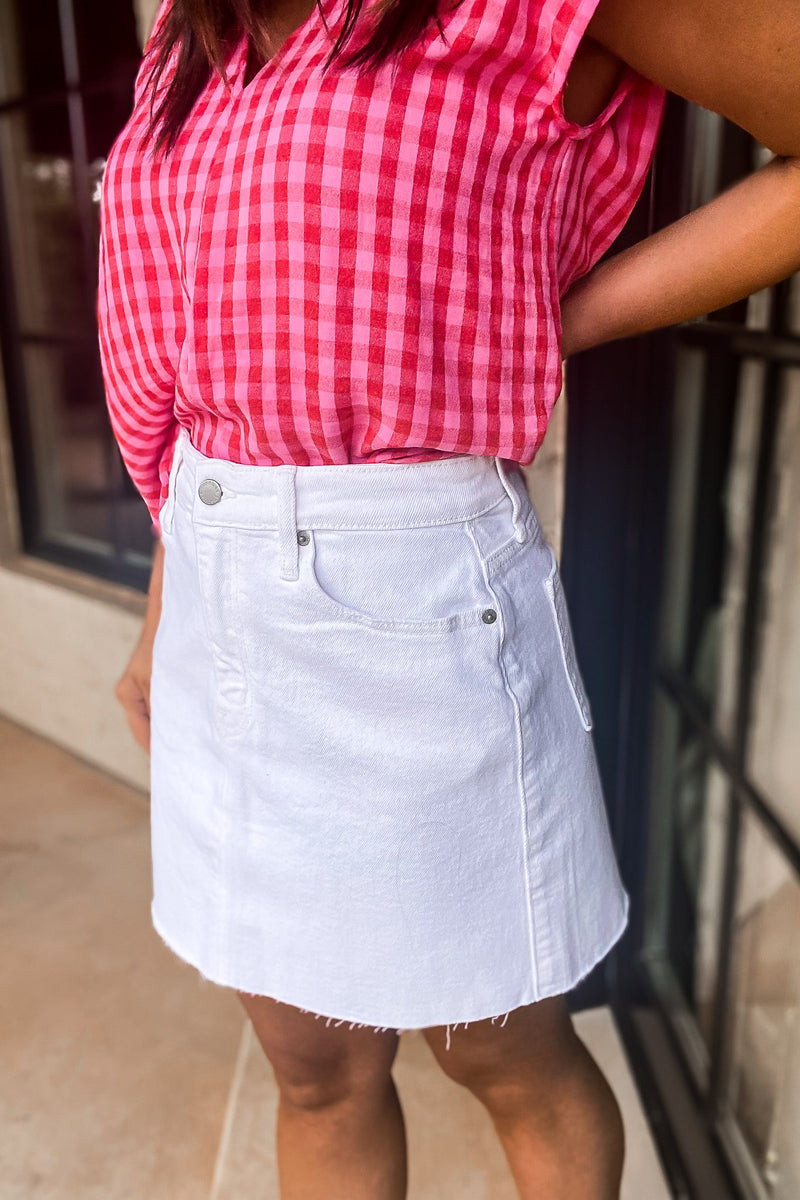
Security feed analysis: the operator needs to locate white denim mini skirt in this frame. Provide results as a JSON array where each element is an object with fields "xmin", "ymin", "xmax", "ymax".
[{"xmin": 149, "ymin": 423, "xmax": 629, "ymax": 1042}]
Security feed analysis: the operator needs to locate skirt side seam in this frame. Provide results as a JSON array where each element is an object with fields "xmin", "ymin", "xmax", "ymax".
[{"xmin": 464, "ymin": 522, "xmax": 541, "ymax": 998}]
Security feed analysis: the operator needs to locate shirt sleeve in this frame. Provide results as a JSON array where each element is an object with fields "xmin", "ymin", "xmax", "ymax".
[
  {"xmin": 545, "ymin": 0, "xmax": 667, "ymax": 296},
  {"xmin": 96, "ymin": 0, "xmax": 183, "ymax": 540}
]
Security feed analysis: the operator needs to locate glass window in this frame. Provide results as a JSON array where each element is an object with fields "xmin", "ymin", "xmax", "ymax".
[
  {"xmin": 656, "ymin": 348, "xmax": 764, "ymax": 747},
  {"xmin": 726, "ymin": 812, "xmax": 800, "ymax": 1198},
  {"xmin": 745, "ymin": 367, "xmax": 800, "ymax": 848},
  {"xmin": 0, "ymin": 0, "xmax": 139, "ymax": 104},
  {"xmin": 0, "ymin": 0, "xmax": 66, "ymax": 104},
  {"xmin": 0, "ymin": 0, "xmax": 151, "ymax": 588},
  {"xmin": 0, "ymin": 101, "xmax": 92, "ymax": 337},
  {"xmin": 633, "ymin": 102, "xmax": 800, "ymax": 1196},
  {"xmin": 643, "ymin": 692, "xmax": 731, "ymax": 1058},
  {"xmin": 21, "ymin": 342, "xmax": 115, "ymax": 546}
]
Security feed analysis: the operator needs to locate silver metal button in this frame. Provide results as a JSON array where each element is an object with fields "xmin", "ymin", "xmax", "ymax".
[
  {"xmin": 482, "ymin": 608, "xmax": 498, "ymax": 624},
  {"xmin": 198, "ymin": 478, "xmax": 223, "ymax": 505},
  {"xmin": 297, "ymin": 530, "xmax": 310, "ymax": 546}
]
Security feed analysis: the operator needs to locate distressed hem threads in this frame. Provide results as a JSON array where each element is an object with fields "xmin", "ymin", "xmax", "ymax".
[
  {"xmin": 150, "ymin": 891, "xmax": 628, "ymax": 1052},
  {"xmin": 239, "ymin": 991, "xmax": 513, "ymax": 1050}
]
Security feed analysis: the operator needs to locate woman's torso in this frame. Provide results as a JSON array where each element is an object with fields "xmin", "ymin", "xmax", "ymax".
[{"xmin": 98, "ymin": 0, "xmax": 666, "ymax": 525}]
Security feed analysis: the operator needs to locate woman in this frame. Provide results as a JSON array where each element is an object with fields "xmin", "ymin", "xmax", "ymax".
[{"xmin": 98, "ymin": 0, "xmax": 800, "ymax": 1194}]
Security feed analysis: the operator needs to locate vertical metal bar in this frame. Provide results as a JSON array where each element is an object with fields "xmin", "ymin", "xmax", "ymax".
[
  {"xmin": 57, "ymin": 0, "xmax": 80, "ymax": 84},
  {"xmin": 58, "ymin": 0, "xmax": 98, "ymax": 266},
  {"xmin": 705, "ymin": 357, "xmax": 782, "ymax": 1118}
]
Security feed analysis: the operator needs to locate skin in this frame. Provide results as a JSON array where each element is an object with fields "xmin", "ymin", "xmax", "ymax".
[
  {"xmin": 114, "ymin": 1, "xmax": 800, "ymax": 1195},
  {"xmin": 115, "ymin": 535, "xmax": 163, "ymax": 756}
]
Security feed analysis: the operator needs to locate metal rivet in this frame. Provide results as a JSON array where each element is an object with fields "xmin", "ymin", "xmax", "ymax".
[
  {"xmin": 297, "ymin": 530, "xmax": 310, "ymax": 546},
  {"xmin": 198, "ymin": 478, "xmax": 223, "ymax": 505},
  {"xmin": 482, "ymin": 608, "xmax": 497, "ymax": 624}
]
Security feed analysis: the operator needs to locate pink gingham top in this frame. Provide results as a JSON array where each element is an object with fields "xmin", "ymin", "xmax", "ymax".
[{"xmin": 97, "ymin": 0, "xmax": 666, "ymax": 536}]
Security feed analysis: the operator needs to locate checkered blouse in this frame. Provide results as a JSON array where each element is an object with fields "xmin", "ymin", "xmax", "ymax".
[{"xmin": 97, "ymin": 0, "xmax": 666, "ymax": 535}]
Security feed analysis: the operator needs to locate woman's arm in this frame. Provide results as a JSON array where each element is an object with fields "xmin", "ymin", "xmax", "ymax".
[
  {"xmin": 587, "ymin": 0, "xmax": 800, "ymax": 158},
  {"xmin": 114, "ymin": 537, "xmax": 165, "ymax": 755},
  {"xmin": 561, "ymin": 0, "xmax": 800, "ymax": 357},
  {"xmin": 560, "ymin": 154, "xmax": 800, "ymax": 357},
  {"xmin": 97, "ymin": 0, "xmax": 182, "ymax": 539}
]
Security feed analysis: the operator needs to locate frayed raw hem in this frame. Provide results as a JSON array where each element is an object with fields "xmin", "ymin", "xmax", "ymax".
[
  {"xmin": 220, "ymin": 985, "xmax": 513, "ymax": 1051},
  {"xmin": 150, "ymin": 895, "xmax": 630, "ymax": 1053},
  {"xmin": 150, "ymin": 903, "xmax": 514, "ymax": 1050}
]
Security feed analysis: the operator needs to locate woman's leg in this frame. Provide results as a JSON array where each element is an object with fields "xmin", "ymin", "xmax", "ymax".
[
  {"xmin": 236, "ymin": 991, "xmax": 407, "ymax": 1200},
  {"xmin": 422, "ymin": 995, "xmax": 625, "ymax": 1200}
]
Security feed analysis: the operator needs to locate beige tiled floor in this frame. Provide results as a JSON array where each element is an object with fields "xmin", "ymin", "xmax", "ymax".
[{"xmin": 1, "ymin": 714, "xmax": 671, "ymax": 1199}]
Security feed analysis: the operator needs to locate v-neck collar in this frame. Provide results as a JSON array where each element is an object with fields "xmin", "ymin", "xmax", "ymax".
[{"xmin": 232, "ymin": 0, "xmax": 340, "ymax": 95}]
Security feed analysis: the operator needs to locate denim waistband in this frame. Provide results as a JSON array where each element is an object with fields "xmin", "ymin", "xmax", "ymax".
[{"xmin": 168, "ymin": 424, "xmax": 531, "ymax": 541}]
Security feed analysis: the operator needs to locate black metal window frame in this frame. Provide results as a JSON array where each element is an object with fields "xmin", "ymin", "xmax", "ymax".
[
  {"xmin": 564, "ymin": 90, "xmax": 800, "ymax": 1198},
  {"xmin": 0, "ymin": 0, "xmax": 147, "ymax": 590}
]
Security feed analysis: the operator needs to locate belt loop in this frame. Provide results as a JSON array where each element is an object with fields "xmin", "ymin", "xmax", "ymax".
[
  {"xmin": 494, "ymin": 457, "xmax": 526, "ymax": 542},
  {"xmin": 159, "ymin": 425, "xmax": 187, "ymax": 537},
  {"xmin": 277, "ymin": 465, "xmax": 299, "ymax": 580}
]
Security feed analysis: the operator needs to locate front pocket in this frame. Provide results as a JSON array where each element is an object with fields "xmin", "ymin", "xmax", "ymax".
[
  {"xmin": 302, "ymin": 524, "xmax": 494, "ymax": 634},
  {"xmin": 542, "ymin": 545, "xmax": 594, "ymax": 732}
]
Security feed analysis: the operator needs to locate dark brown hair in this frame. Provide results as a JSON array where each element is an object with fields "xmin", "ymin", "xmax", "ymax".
[{"xmin": 142, "ymin": 0, "xmax": 457, "ymax": 158}]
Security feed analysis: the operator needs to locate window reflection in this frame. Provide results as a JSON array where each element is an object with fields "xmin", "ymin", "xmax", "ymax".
[{"xmin": 728, "ymin": 813, "xmax": 800, "ymax": 1198}]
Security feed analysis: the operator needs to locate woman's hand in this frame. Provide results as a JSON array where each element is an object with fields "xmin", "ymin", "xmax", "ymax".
[{"xmin": 115, "ymin": 537, "xmax": 165, "ymax": 755}]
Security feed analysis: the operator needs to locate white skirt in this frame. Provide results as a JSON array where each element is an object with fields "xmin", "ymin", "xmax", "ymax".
[{"xmin": 149, "ymin": 424, "xmax": 629, "ymax": 1038}]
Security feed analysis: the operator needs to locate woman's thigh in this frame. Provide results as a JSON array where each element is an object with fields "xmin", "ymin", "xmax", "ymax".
[
  {"xmin": 236, "ymin": 991, "xmax": 401, "ymax": 1105},
  {"xmin": 422, "ymin": 994, "xmax": 584, "ymax": 1096},
  {"xmin": 238, "ymin": 989, "xmax": 583, "ymax": 1110}
]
